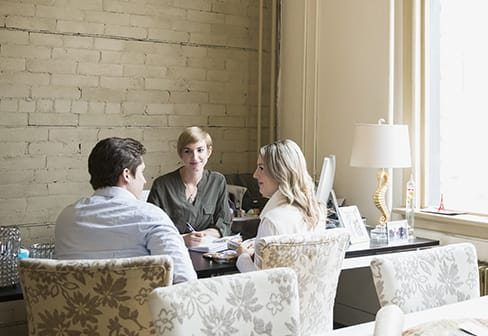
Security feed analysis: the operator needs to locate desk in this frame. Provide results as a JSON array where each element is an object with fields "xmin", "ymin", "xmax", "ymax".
[
  {"xmin": 329, "ymin": 295, "xmax": 488, "ymax": 335},
  {"xmin": 190, "ymin": 251, "xmax": 237, "ymax": 278},
  {"xmin": 0, "ymin": 251, "xmax": 239, "ymax": 302},
  {"xmin": 0, "ymin": 235, "xmax": 439, "ymax": 302},
  {"xmin": 0, "ymin": 284, "xmax": 22, "ymax": 302},
  {"xmin": 189, "ymin": 235, "xmax": 439, "ymax": 278},
  {"xmin": 342, "ymin": 236, "xmax": 439, "ymax": 270}
]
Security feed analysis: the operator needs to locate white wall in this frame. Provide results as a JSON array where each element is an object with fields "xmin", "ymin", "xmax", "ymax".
[
  {"xmin": 279, "ymin": 2, "xmax": 488, "ymax": 326},
  {"xmin": 279, "ymin": 0, "xmax": 396, "ymax": 224}
]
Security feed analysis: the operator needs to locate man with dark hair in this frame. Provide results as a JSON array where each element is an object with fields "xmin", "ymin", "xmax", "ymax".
[{"xmin": 55, "ymin": 137, "xmax": 197, "ymax": 284}]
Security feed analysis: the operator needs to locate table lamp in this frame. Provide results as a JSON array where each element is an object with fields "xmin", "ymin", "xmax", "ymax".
[{"xmin": 350, "ymin": 119, "xmax": 411, "ymax": 238}]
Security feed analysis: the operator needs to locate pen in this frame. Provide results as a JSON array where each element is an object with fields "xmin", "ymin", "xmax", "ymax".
[{"xmin": 185, "ymin": 222, "xmax": 195, "ymax": 233}]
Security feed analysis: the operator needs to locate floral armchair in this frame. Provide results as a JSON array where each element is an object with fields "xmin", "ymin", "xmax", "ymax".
[
  {"xmin": 148, "ymin": 267, "xmax": 300, "ymax": 336},
  {"xmin": 370, "ymin": 242, "xmax": 480, "ymax": 313},
  {"xmin": 255, "ymin": 228, "xmax": 351, "ymax": 336},
  {"xmin": 18, "ymin": 255, "xmax": 173, "ymax": 336}
]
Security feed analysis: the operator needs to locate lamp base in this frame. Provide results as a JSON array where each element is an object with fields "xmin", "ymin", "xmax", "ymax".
[
  {"xmin": 370, "ymin": 225, "xmax": 388, "ymax": 243},
  {"xmin": 373, "ymin": 169, "xmax": 390, "ymax": 226}
]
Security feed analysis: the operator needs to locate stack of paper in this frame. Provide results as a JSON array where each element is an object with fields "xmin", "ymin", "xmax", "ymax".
[{"xmin": 189, "ymin": 235, "xmax": 240, "ymax": 253}]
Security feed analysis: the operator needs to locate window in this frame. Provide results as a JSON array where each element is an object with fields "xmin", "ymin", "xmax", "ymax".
[{"xmin": 425, "ymin": 0, "xmax": 488, "ymax": 215}]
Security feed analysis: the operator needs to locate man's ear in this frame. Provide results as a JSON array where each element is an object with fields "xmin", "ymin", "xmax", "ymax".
[
  {"xmin": 118, "ymin": 168, "xmax": 131, "ymax": 186},
  {"xmin": 208, "ymin": 145, "xmax": 213, "ymax": 157}
]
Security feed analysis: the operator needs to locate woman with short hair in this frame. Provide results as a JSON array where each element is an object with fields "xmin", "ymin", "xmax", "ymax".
[{"xmin": 148, "ymin": 126, "xmax": 232, "ymax": 247}]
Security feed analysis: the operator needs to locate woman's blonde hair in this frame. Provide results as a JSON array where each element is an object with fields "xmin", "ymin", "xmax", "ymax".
[
  {"xmin": 260, "ymin": 139, "xmax": 324, "ymax": 229},
  {"xmin": 176, "ymin": 126, "xmax": 213, "ymax": 156}
]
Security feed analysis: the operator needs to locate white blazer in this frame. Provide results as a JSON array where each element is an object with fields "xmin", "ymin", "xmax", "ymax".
[{"xmin": 236, "ymin": 190, "xmax": 325, "ymax": 272}]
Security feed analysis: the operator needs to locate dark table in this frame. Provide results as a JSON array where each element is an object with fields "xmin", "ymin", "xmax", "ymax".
[
  {"xmin": 345, "ymin": 235, "xmax": 439, "ymax": 258},
  {"xmin": 0, "ymin": 234, "xmax": 439, "ymax": 302},
  {"xmin": 0, "ymin": 251, "xmax": 240, "ymax": 303},
  {"xmin": 341, "ymin": 235, "xmax": 440, "ymax": 270},
  {"xmin": 190, "ymin": 251, "xmax": 238, "ymax": 278},
  {"xmin": 191, "ymin": 233, "xmax": 440, "ymax": 276},
  {"xmin": 0, "ymin": 283, "xmax": 22, "ymax": 302}
]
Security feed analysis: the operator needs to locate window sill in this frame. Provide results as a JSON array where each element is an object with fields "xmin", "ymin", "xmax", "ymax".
[{"xmin": 392, "ymin": 208, "xmax": 488, "ymax": 240}]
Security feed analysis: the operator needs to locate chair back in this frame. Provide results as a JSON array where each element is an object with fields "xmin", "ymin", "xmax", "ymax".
[
  {"xmin": 255, "ymin": 228, "xmax": 350, "ymax": 335},
  {"xmin": 148, "ymin": 267, "xmax": 300, "ymax": 336},
  {"xmin": 370, "ymin": 242, "xmax": 480, "ymax": 313},
  {"xmin": 19, "ymin": 255, "xmax": 173, "ymax": 336}
]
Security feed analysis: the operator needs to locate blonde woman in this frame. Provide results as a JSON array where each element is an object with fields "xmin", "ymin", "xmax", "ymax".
[
  {"xmin": 236, "ymin": 139, "xmax": 326, "ymax": 272},
  {"xmin": 148, "ymin": 127, "xmax": 232, "ymax": 247}
]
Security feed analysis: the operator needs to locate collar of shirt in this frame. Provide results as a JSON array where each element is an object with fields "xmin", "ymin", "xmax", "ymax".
[
  {"xmin": 260, "ymin": 190, "xmax": 288, "ymax": 217},
  {"xmin": 177, "ymin": 168, "xmax": 210, "ymax": 187},
  {"xmin": 93, "ymin": 186, "xmax": 137, "ymax": 200}
]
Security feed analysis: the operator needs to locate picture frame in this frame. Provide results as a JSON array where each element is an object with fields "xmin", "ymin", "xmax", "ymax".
[
  {"xmin": 337, "ymin": 205, "xmax": 370, "ymax": 244},
  {"xmin": 386, "ymin": 219, "xmax": 409, "ymax": 244}
]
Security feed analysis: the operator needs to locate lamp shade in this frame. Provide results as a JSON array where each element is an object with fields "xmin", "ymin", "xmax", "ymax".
[{"xmin": 350, "ymin": 123, "xmax": 411, "ymax": 168}]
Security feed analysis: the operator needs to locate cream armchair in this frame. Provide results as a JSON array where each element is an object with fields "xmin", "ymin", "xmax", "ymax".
[
  {"xmin": 19, "ymin": 255, "xmax": 173, "ymax": 336},
  {"xmin": 255, "ymin": 228, "xmax": 350, "ymax": 336},
  {"xmin": 370, "ymin": 242, "xmax": 480, "ymax": 313},
  {"xmin": 148, "ymin": 267, "xmax": 300, "ymax": 336}
]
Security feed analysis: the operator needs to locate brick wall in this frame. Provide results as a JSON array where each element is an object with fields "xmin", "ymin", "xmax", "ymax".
[{"xmin": 0, "ymin": 0, "xmax": 272, "ymax": 247}]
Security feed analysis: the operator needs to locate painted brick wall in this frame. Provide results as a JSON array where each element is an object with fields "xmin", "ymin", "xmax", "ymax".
[{"xmin": 0, "ymin": 0, "xmax": 272, "ymax": 249}]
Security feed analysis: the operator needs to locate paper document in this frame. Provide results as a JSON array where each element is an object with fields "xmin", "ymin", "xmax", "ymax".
[
  {"xmin": 458, "ymin": 320, "xmax": 488, "ymax": 336},
  {"xmin": 189, "ymin": 234, "xmax": 241, "ymax": 253}
]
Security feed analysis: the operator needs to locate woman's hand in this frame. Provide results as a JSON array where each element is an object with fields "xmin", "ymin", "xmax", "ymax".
[
  {"xmin": 236, "ymin": 239, "xmax": 255, "ymax": 257},
  {"xmin": 201, "ymin": 228, "xmax": 221, "ymax": 238},
  {"xmin": 183, "ymin": 231, "xmax": 206, "ymax": 247}
]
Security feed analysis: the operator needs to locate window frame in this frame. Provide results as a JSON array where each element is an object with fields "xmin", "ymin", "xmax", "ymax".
[
  {"xmin": 420, "ymin": 0, "xmax": 488, "ymax": 216},
  {"xmin": 393, "ymin": 0, "xmax": 488, "ymax": 240}
]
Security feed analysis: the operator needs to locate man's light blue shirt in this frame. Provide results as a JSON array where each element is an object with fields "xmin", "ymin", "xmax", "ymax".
[{"xmin": 55, "ymin": 186, "xmax": 197, "ymax": 283}]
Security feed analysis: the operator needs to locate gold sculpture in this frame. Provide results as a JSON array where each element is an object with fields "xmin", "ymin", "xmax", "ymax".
[{"xmin": 373, "ymin": 169, "xmax": 389, "ymax": 226}]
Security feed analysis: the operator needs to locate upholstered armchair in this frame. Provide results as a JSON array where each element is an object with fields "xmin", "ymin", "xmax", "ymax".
[
  {"xmin": 19, "ymin": 255, "xmax": 173, "ymax": 336},
  {"xmin": 148, "ymin": 267, "xmax": 300, "ymax": 336},
  {"xmin": 370, "ymin": 242, "xmax": 480, "ymax": 313},
  {"xmin": 255, "ymin": 228, "xmax": 351, "ymax": 336}
]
